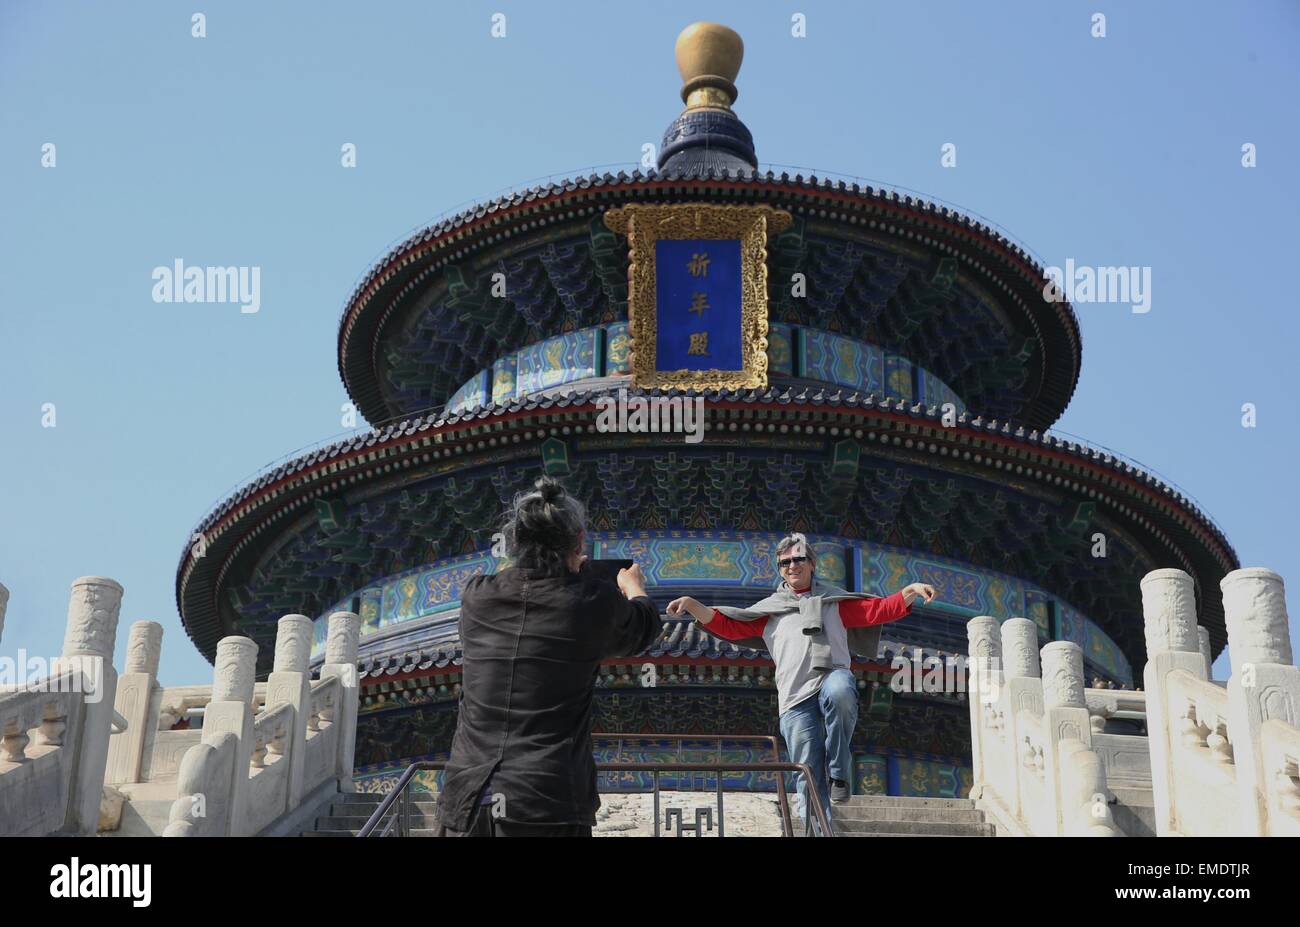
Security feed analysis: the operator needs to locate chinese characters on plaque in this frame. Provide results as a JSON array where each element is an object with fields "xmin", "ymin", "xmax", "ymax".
[
  {"xmin": 655, "ymin": 238, "xmax": 743, "ymax": 372},
  {"xmin": 602, "ymin": 204, "xmax": 791, "ymax": 391}
]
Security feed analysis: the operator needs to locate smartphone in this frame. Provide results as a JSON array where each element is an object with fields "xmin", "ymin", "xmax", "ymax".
[{"xmin": 581, "ymin": 559, "xmax": 634, "ymax": 583}]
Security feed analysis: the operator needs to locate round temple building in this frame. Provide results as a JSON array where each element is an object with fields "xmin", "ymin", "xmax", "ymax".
[{"xmin": 176, "ymin": 23, "xmax": 1237, "ymax": 800}]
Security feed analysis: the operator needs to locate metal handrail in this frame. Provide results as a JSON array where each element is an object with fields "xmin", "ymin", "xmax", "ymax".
[
  {"xmin": 598, "ymin": 762, "xmax": 833, "ymax": 838},
  {"xmin": 357, "ymin": 758, "xmax": 833, "ymax": 837},
  {"xmin": 593, "ymin": 732, "xmax": 794, "ymax": 832},
  {"xmin": 356, "ymin": 761, "xmax": 444, "ymax": 838}
]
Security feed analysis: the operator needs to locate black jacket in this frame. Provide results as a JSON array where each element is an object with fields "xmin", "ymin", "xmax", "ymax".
[{"xmin": 437, "ymin": 565, "xmax": 661, "ymax": 830}]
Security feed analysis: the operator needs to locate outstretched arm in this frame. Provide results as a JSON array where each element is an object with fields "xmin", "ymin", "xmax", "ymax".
[
  {"xmin": 837, "ymin": 583, "xmax": 936, "ymax": 628},
  {"xmin": 668, "ymin": 596, "xmax": 769, "ymax": 640}
]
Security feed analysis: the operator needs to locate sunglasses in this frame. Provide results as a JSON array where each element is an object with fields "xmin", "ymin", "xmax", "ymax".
[{"xmin": 778, "ymin": 556, "xmax": 809, "ymax": 569}]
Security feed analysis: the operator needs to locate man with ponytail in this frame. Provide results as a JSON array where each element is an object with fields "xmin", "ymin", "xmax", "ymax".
[{"xmin": 437, "ymin": 477, "xmax": 660, "ymax": 837}]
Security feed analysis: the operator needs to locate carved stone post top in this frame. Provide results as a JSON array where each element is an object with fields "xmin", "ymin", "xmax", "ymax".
[
  {"xmin": 61, "ymin": 575, "xmax": 125, "ymax": 658},
  {"xmin": 325, "ymin": 612, "xmax": 360, "ymax": 666},
  {"xmin": 1001, "ymin": 617, "xmax": 1040, "ymax": 679},
  {"xmin": 1140, "ymin": 568, "xmax": 1199, "ymax": 657},
  {"xmin": 1142, "ymin": 568, "xmax": 1191, "ymax": 585},
  {"xmin": 1041, "ymin": 641, "xmax": 1086, "ymax": 709},
  {"xmin": 125, "ymin": 621, "xmax": 164, "ymax": 675},
  {"xmin": 1220, "ymin": 567, "xmax": 1291, "ymax": 671},
  {"xmin": 212, "ymin": 636, "xmax": 258, "ymax": 704},
  {"xmin": 967, "ymin": 616, "xmax": 1001, "ymax": 668},
  {"xmin": 273, "ymin": 614, "xmax": 314, "ymax": 674},
  {"xmin": 1221, "ymin": 567, "xmax": 1283, "ymax": 589}
]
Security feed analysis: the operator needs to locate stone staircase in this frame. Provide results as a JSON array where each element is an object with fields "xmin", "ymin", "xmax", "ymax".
[
  {"xmin": 300, "ymin": 792, "xmax": 441, "ymax": 837},
  {"xmin": 832, "ymin": 795, "xmax": 997, "ymax": 837},
  {"xmin": 302, "ymin": 792, "xmax": 1000, "ymax": 836}
]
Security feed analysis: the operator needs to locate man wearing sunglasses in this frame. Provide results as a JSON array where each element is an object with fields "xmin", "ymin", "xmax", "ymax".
[{"xmin": 667, "ymin": 533, "xmax": 936, "ymax": 830}]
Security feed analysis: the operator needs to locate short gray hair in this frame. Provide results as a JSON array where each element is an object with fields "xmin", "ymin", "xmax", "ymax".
[{"xmin": 775, "ymin": 532, "xmax": 816, "ymax": 565}]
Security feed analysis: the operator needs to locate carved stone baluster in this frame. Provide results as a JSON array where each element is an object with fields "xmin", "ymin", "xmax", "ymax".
[
  {"xmin": 1178, "ymin": 701, "xmax": 1206, "ymax": 749},
  {"xmin": 1207, "ymin": 721, "xmax": 1234, "ymax": 766},
  {"xmin": 2, "ymin": 721, "xmax": 30, "ymax": 763},
  {"xmin": 36, "ymin": 701, "xmax": 67, "ymax": 747},
  {"xmin": 1274, "ymin": 761, "xmax": 1300, "ymax": 814},
  {"xmin": 250, "ymin": 734, "xmax": 267, "ymax": 770},
  {"xmin": 267, "ymin": 723, "xmax": 286, "ymax": 765}
]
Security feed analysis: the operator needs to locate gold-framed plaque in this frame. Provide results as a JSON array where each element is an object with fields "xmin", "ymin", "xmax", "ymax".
[{"xmin": 603, "ymin": 203, "xmax": 792, "ymax": 391}]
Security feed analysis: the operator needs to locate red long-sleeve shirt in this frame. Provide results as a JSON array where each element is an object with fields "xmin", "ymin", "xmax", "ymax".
[{"xmin": 703, "ymin": 589, "xmax": 912, "ymax": 640}]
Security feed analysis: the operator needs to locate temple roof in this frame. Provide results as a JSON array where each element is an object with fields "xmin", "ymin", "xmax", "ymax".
[
  {"xmin": 177, "ymin": 382, "xmax": 1237, "ymax": 677},
  {"xmin": 336, "ymin": 169, "xmax": 1082, "ymax": 432}
]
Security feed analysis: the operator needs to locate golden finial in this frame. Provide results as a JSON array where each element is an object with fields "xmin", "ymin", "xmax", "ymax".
[{"xmin": 675, "ymin": 22, "xmax": 743, "ymax": 111}]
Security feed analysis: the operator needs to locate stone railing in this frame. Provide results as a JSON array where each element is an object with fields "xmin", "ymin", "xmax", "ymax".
[
  {"xmin": 968, "ymin": 566, "xmax": 1298, "ymax": 837},
  {"xmin": 0, "ymin": 577, "xmax": 124, "ymax": 836},
  {"xmin": 966, "ymin": 616, "xmax": 1127, "ymax": 836},
  {"xmin": 161, "ymin": 612, "xmax": 360, "ymax": 836},
  {"xmin": 112, "ymin": 681, "xmax": 280, "ymax": 787},
  {"xmin": 1143, "ymin": 567, "xmax": 1299, "ymax": 837},
  {"xmin": 0, "ymin": 574, "xmax": 362, "ymax": 837}
]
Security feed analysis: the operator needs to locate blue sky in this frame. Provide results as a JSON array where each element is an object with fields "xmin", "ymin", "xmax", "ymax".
[{"xmin": 1, "ymin": 0, "xmax": 1296, "ymax": 684}]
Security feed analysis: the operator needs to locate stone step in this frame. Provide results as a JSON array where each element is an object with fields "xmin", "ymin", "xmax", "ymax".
[
  {"xmin": 302, "ymin": 828, "xmax": 442, "ymax": 837},
  {"xmin": 1109, "ymin": 785, "xmax": 1155, "ymax": 806},
  {"xmin": 832, "ymin": 818, "xmax": 996, "ymax": 836},
  {"xmin": 839, "ymin": 795, "xmax": 976, "ymax": 810},
  {"xmin": 314, "ymin": 815, "xmax": 439, "ymax": 830},
  {"xmin": 331, "ymin": 801, "xmax": 439, "ymax": 816},
  {"xmin": 841, "ymin": 832, "xmax": 987, "ymax": 837},
  {"xmin": 833, "ymin": 806, "xmax": 987, "ymax": 824}
]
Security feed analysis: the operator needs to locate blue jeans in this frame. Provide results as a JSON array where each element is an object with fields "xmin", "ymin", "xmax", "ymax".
[{"xmin": 778, "ymin": 669, "xmax": 858, "ymax": 832}]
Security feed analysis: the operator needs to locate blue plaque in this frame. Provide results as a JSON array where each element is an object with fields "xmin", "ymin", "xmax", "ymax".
[
  {"xmin": 603, "ymin": 203, "xmax": 791, "ymax": 391},
  {"xmin": 654, "ymin": 239, "xmax": 743, "ymax": 372}
]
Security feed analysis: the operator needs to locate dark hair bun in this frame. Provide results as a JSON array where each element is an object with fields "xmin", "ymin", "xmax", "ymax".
[{"xmin": 534, "ymin": 476, "xmax": 565, "ymax": 505}]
